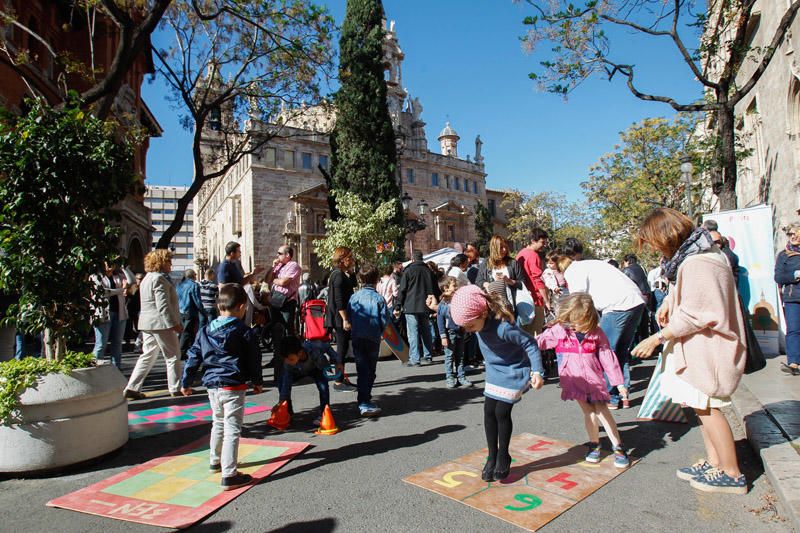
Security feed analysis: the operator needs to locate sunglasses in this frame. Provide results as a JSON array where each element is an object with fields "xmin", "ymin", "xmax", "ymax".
[{"xmin": 789, "ymin": 232, "xmax": 797, "ymax": 237}]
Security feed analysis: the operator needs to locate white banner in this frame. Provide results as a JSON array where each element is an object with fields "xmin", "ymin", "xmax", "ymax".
[{"xmin": 704, "ymin": 205, "xmax": 780, "ymax": 355}]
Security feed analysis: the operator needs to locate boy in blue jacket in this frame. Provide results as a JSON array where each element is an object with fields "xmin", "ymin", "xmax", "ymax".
[
  {"xmin": 436, "ymin": 276, "xmax": 472, "ymax": 388},
  {"xmin": 277, "ymin": 335, "xmax": 338, "ymax": 424},
  {"xmin": 348, "ymin": 264, "xmax": 391, "ymax": 417},
  {"xmin": 181, "ymin": 283, "xmax": 263, "ymax": 491}
]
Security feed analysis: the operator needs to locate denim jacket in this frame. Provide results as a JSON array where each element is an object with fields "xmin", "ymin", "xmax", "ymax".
[
  {"xmin": 177, "ymin": 279, "xmax": 206, "ymax": 317},
  {"xmin": 347, "ymin": 286, "xmax": 390, "ymax": 341}
]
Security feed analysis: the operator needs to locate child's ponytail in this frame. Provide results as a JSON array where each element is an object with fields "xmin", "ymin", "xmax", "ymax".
[{"xmin": 484, "ymin": 291, "xmax": 516, "ymax": 324}]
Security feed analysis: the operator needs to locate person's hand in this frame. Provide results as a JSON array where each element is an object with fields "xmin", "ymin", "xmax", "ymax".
[
  {"xmin": 425, "ymin": 294, "xmax": 437, "ymax": 309},
  {"xmin": 656, "ymin": 305, "xmax": 670, "ymax": 326},
  {"xmin": 181, "ymin": 387, "xmax": 192, "ymax": 397},
  {"xmin": 618, "ymin": 386, "xmax": 629, "ymax": 399},
  {"xmin": 173, "ymin": 323, "xmax": 184, "ymax": 334},
  {"xmin": 554, "ymin": 287, "xmax": 562, "ymax": 295},
  {"xmin": 272, "ymin": 257, "xmax": 281, "ymax": 268},
  {"xmin": 632, "ymin": 334, "xmax": 661, "ymax": 359},
  {"xmin": 252, "ymin": 384, "xmax": 264, "ymax": 394},
  {"xmin": 393, "ymin": 308, "xmax": 401, "ymax": 318},
  {"xmin": 504, "ymin": 276, "xmax": 516, "ymax": 286},
  {"xmin": 530, "ymin": 373, "xmax": 544, "ymax": 390},
  {"xmin": 441, "ymin": 337, "xmax": 449, "ymax": 348},
  {"xmin": 343, "ymin": 319, "xmax": 351, "ymax": 331}
]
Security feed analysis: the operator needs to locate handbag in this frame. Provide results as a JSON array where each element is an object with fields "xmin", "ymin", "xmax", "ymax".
[
  {"xmin": 739, "ymin": 295, "xmax": 766, "ymax": 374},
  {"xmin": 269, "ymin": 288, "xmax": 287, "ymax": 309}
]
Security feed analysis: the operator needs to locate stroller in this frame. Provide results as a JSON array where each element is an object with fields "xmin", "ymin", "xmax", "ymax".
[{"xmin": 300, "ymin": 299, "xmax": 330, "ymax": 342}]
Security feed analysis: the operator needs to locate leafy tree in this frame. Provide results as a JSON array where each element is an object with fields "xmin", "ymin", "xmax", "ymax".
[
  {"xmin": 329, "ymin": 0, "xmax": 401, "ymax": 220},
  {"xmin": 501, "ymin": 190, "xmax": 598, "ymax": 253},
  {"xmin": 582, "ymin": 116, "xmax": 714, "ymax": 254},
  {"xmin": 520, "ymin": 1, "xmax": 800, "ymax": 209},
  {"xmin": 152, "ymin": 0, "xmax": 334, "ymax": 249},
  {"xmin": 315, "ymin": 191, "xmax": 404, "ymax": 269},
  {"xmin": 0, "ymin": 99, "xmax": 135, "ymax": 359},
  {"xmin": 473, "ymin": 201, "xmax": 494, "ymax": 255},
  {"xmin": 0, "ymin": 0, "xmax": 173, "ymax": 118}
]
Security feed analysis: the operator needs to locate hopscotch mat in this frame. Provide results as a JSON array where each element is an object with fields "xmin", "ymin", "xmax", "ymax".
[
  {"xmin": 128, "ymin": 401, "xmax": 270, "ymax": 439},
  {"xmin": 47, "ymin": 437, "xmax": 309, "ymax": 529},
  {"xmin": 403, "ymin": 433, "xmax": 637, "ymax": 532}
]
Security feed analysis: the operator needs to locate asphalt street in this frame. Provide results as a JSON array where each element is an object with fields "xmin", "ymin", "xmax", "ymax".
[{"xmin": 0, "ymin": 349, "xmax": 793, "ymax": 532}]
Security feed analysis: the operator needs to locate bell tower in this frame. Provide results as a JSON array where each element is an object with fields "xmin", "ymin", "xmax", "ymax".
[{"xmin": 438, "ymin": 122, "xmax": 460, "ymax": 157}]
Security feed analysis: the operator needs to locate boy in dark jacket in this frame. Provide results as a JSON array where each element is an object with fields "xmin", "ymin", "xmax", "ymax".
[
  {"xmin": 277, "ymin": 335, "xmax": 338, "ymax": 424},
  {"xmin": 436, "ymin": 276, "xmax": 472, "ymax": 388},
  {"xmin": 181, "ymin": 283, "xmax": 263, "ymax": 491}
]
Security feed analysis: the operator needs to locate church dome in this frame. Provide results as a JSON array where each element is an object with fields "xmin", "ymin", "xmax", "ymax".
[{"xmin": 438, "ymin": 121, "xmax": 459, "ymax": 139}]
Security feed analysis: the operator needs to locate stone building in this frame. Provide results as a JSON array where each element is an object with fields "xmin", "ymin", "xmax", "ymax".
[
  {"xmin": 144, "ymin": 186, "xmax": 195, "ymax": 280},
  {"xmin": 194, "ymin": 20, "xmax": 506, "ymax": 281},
  {"xmin": 0, "ymin": 1, "xmax": 162, "ymax": 271},
  {"xmin": 708, "ymin": 3, "xmax": 800, "ymax": 246}
]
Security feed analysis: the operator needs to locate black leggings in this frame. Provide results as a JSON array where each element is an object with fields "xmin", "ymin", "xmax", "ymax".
[{"xmin": 484, "ymin": 397, "xmax": 514, "ymax": 468}]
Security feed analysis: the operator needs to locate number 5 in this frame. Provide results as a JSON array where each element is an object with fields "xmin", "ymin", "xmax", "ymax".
[{"xmin": 434, "ymin": 470, "xmax": 478, "ymax": 488}]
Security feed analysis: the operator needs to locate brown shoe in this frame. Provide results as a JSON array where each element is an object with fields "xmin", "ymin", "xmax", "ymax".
[
  {"xmin": 621, "ymin": 399, "xmax": 631, "ymax": 409},
  {"xmin": 124, "ymin": 389, "xmax": 147, "ymax": 400}
]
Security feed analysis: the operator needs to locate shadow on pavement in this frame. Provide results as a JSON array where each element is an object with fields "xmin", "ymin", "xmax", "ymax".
[
  {"xmin": 185, "ymin": 520, "xmax": 235, "ymax": 532},
  {"xmin": 265, "ymin": 518, "xmax": 338, "ymax": 532},
  {"xmin": 264, "ymin": 424, "xmax": 465, "ymax": 481}
]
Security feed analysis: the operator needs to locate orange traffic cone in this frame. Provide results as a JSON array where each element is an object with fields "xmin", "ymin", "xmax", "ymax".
[
  {"xmin": 315, "ymin": 404, "xmax": 339, "ymax": 435},
  {"xmin": 267, "ymin": 400, "xmax": 291, "ymax": 430}
]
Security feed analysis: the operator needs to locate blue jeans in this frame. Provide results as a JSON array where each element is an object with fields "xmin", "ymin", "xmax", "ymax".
[
  {"xmin": 599, "ymin": 304, "xmax": 645, "ymax": 405},
  {"xmin": 784, "ymin": 302, "xmax": 800, "ymax": 366},
  {"xmin": 199, "ymin": 308, "xmax": 218, "ymax": 330},
  {"xmin": 278, "ymin": 365, "xmax": 330, "ymax": 415},
  {"xmin": 352, "ymin": 337, "xmax": 381, "ymax": 405},
  {"xmin": 93, "ymin": 312, "xmax": 126, "ymax": 368},
  {"xmin": 405, "ymin": 313, "xmax": 433, "ymax": 363},
  {"xmin": 15, "ymin": 332, "xmax": 41, "ymax": 359},
  {"xmin": 443, "ymin": 333, "xmax": 466, "ymax": 380}
]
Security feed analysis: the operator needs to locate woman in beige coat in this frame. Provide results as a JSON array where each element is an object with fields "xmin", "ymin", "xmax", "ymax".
[
  {"xmin": 632, "ymin": 208, "xmax": 747, "ymax": 495},
  {"xmin": 123, "ymin": 249, "xmax": 184, "ymax": 399}
]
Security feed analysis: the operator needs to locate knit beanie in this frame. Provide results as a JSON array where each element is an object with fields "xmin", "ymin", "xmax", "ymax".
[{"xmin": 450, "ymin": 284, "xmax": 488, "ymax": 326}]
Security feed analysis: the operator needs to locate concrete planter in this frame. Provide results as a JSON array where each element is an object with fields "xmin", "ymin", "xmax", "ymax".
[{"xmin": 0, "ymin": 364, "xmax": 128, "ymax": 474}]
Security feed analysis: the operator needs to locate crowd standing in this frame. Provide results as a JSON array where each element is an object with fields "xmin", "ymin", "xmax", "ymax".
[{"xmin": 54, "ymin": 201, "xmax": 790, "ymax": 495}]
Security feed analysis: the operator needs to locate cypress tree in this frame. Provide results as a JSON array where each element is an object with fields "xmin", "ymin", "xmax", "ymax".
[{"xmin": 329, "ymin": 0, "xmax": 400, "ymax": 219}]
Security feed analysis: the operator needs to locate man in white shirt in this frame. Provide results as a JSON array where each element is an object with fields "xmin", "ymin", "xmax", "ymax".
[{"xmin": 562, "ymin": 252, "xmax": 646, "ymax": 409}]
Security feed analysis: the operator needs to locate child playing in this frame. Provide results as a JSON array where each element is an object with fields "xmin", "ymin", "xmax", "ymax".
[
  {"xmin": 542, "ymin": 251, "xmax": 569, "ymax": 305},
  {"xmin": 436, "ymin": 276, "xmax": 472, "ymax": 388},
  {"xmin": 348, "ymin": 264, "xmax": 392, "ymax": 417},
  {"xmin": 536, "ymin": 293, "xmax": 630, "ymax": 468},
  {"xmin": 181, "ymin": 283, "xmax": 264, "ymax": 490},
  {"xmin": 277, "ymin": 335, "xmax": 338, "ymax": 425},
  {"xmin": 450, "ymin": 284, "xmax": 544, "ymax": 482}
]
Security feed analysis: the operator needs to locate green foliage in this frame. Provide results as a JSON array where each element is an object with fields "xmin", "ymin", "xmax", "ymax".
[
  {"xmin": 581, "ymin": 116, "xmax": 712, "ymax": 255},
  {"xmin": 500, "ymin": 190, "xmax": 598, "ymax": 253},
  {"xmin": 329, "ymin": 0, "xmax": 401, "ymax": 217},
  {"xmin": 0, "ymin": 99, "xmax": 134, "ymax": 354},
  {"xmin": 0, "ymin": 352, "xmax": 95, "ymax": 425},
  {"xmin": 314, "ymin": 191, "xmax": 404, "ymax": 269},
  {"xmin": 473, "ymin": 201, "xmax": 494, "ymax": 255}
]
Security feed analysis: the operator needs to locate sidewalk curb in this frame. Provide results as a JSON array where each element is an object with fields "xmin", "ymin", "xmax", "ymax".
[{"xmin": 731, "ymin": 382, "xmax": 800, "ymax": 531}]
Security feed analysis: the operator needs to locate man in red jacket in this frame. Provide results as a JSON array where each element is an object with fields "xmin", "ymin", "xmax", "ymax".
[{"xmin": 515, "ymin": 228, "xmax": 551, "ymax": 335}]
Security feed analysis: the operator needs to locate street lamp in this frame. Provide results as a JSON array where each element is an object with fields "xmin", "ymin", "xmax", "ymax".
[
  {"xmin": 680, "ymin": 156, "xmax": 694, "ymax": 219},
  {"xmin": 417, "ymin": 198, "xmax": 428, "ymax": 216},
  {"xmin": 401, "ymin": 192, "xmax": 412, "ymax": 211}
]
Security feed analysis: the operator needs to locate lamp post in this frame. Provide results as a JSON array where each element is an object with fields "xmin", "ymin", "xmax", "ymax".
[{"xmin": 680, "ymin": 156, "xmax": 694, "ymax": 220}]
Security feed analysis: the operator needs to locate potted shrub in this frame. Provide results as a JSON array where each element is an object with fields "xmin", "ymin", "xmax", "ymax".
[{"xmin": 0, "ymin": 98, "xmax": 135, "ymax": 473}]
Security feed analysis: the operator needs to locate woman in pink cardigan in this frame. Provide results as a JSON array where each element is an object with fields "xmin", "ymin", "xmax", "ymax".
[{"xmin": 632, "ymin": 208, "xmax": 747, "ymax": 495}]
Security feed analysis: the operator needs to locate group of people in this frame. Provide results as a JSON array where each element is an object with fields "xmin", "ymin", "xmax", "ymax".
[{"xmin": 86, "ymin": 204, "xmax": 767, "ymax": 496}]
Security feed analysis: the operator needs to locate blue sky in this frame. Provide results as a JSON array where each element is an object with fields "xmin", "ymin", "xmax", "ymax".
[{"xmin": 143, "ymin": 0, "xmax": 702, "ymax": 200}]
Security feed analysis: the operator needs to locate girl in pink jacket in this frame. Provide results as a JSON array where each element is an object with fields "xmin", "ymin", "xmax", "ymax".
[{"xmin": 537, "ymin": 293, "xmax": 630, "ymax": 468}]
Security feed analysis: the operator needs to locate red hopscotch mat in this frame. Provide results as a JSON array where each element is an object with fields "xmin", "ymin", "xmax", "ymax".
[{"xmin": 47, "ymin": 437, "xmax": 309, "ymax": 529}]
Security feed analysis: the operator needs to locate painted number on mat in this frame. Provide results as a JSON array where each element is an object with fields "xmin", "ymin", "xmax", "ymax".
[
  {"xmin": 503, "ymin": 493, "xmax": 543, "ymax": 512},
  {"xmin": 434, "ymin": 471, "xmax": 479, "ymax": 488},
  {"xmin": 108, "ymin": 502, "xmax": 170, "ymax": 519},
  {"xmin": 547, "ymin": 472, "xmax": 577, "ymax": 490}
]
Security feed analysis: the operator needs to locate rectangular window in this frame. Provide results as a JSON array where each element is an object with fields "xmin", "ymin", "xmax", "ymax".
[
  {"xmin": 319, "ymin": 154, "xmax": 329, "ymax": 170},
  {"xmin": 488, "ymin": 199, "xmax": 496, "ymax": 217},
  {"xmin": 464, "ymin": 178, "xmax": 469, "ymax": 192},
  {"xmin": 316, "ymin": 213, "xmax": 327, "ymax": 234},
  {"xmin": 302, "ymin": 152, "xmax": 312, "ymax": 170},
  {"xmin": 264, "ymin": 147, "xmax": 276, "ymax": 167},
  {"xmin": 445, "ymin": 175, "xmax": 450, "ymax": 189},
  {"xmin": 454, "ymin": 176, "xmax": 460, "ymax": 190},
  {"xmin": 232, "ymin": 196, "xmax": 243, "ymax": 236},
  {"xmin": 283, "ymin": 150, "xmax": 295, "ymax": 169},
  {"xmin": 431, "ymin": 172, "xmax": 439, "ymax": 187},
  {"xmin": 406, "ymin": 168, "xmax": 414, "ymax": 184},
  {"xmin": 473, "ymin": 181, "xmax": 478, "ymax": 194}
]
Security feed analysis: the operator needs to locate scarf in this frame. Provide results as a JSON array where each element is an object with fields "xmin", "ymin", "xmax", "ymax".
[
  {"xmin": 661, "ymin": 227, "xmax": 714, "ymax": 283},
  {"xmin": 787, "ymin": 242, "xmax": 800, "ymax": 256}
]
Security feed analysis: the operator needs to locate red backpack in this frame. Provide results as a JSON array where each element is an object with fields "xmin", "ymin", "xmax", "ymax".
[{"xmin": 300, "ymin": 299, "xmax": 330, "ymax": 342}]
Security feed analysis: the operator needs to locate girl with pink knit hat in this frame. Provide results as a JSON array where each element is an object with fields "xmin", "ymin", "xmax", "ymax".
[{"xmin": 450, "ymin": 284, "xmax": 544, "ymax": 482}]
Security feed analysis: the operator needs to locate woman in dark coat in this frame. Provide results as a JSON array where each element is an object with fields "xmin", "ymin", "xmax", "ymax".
[
  {"xmin": 774, "ymin": 223, "xmax": 800, "ymax": 375},
  {"xmin": 326, "ymin": 246, "xmax": 356, "ymax": 388}
]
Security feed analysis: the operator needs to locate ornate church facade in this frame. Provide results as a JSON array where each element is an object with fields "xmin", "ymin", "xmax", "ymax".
[{"xmin": 193, "ymin": 20, "xmax": 506, "ymax": 281}]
